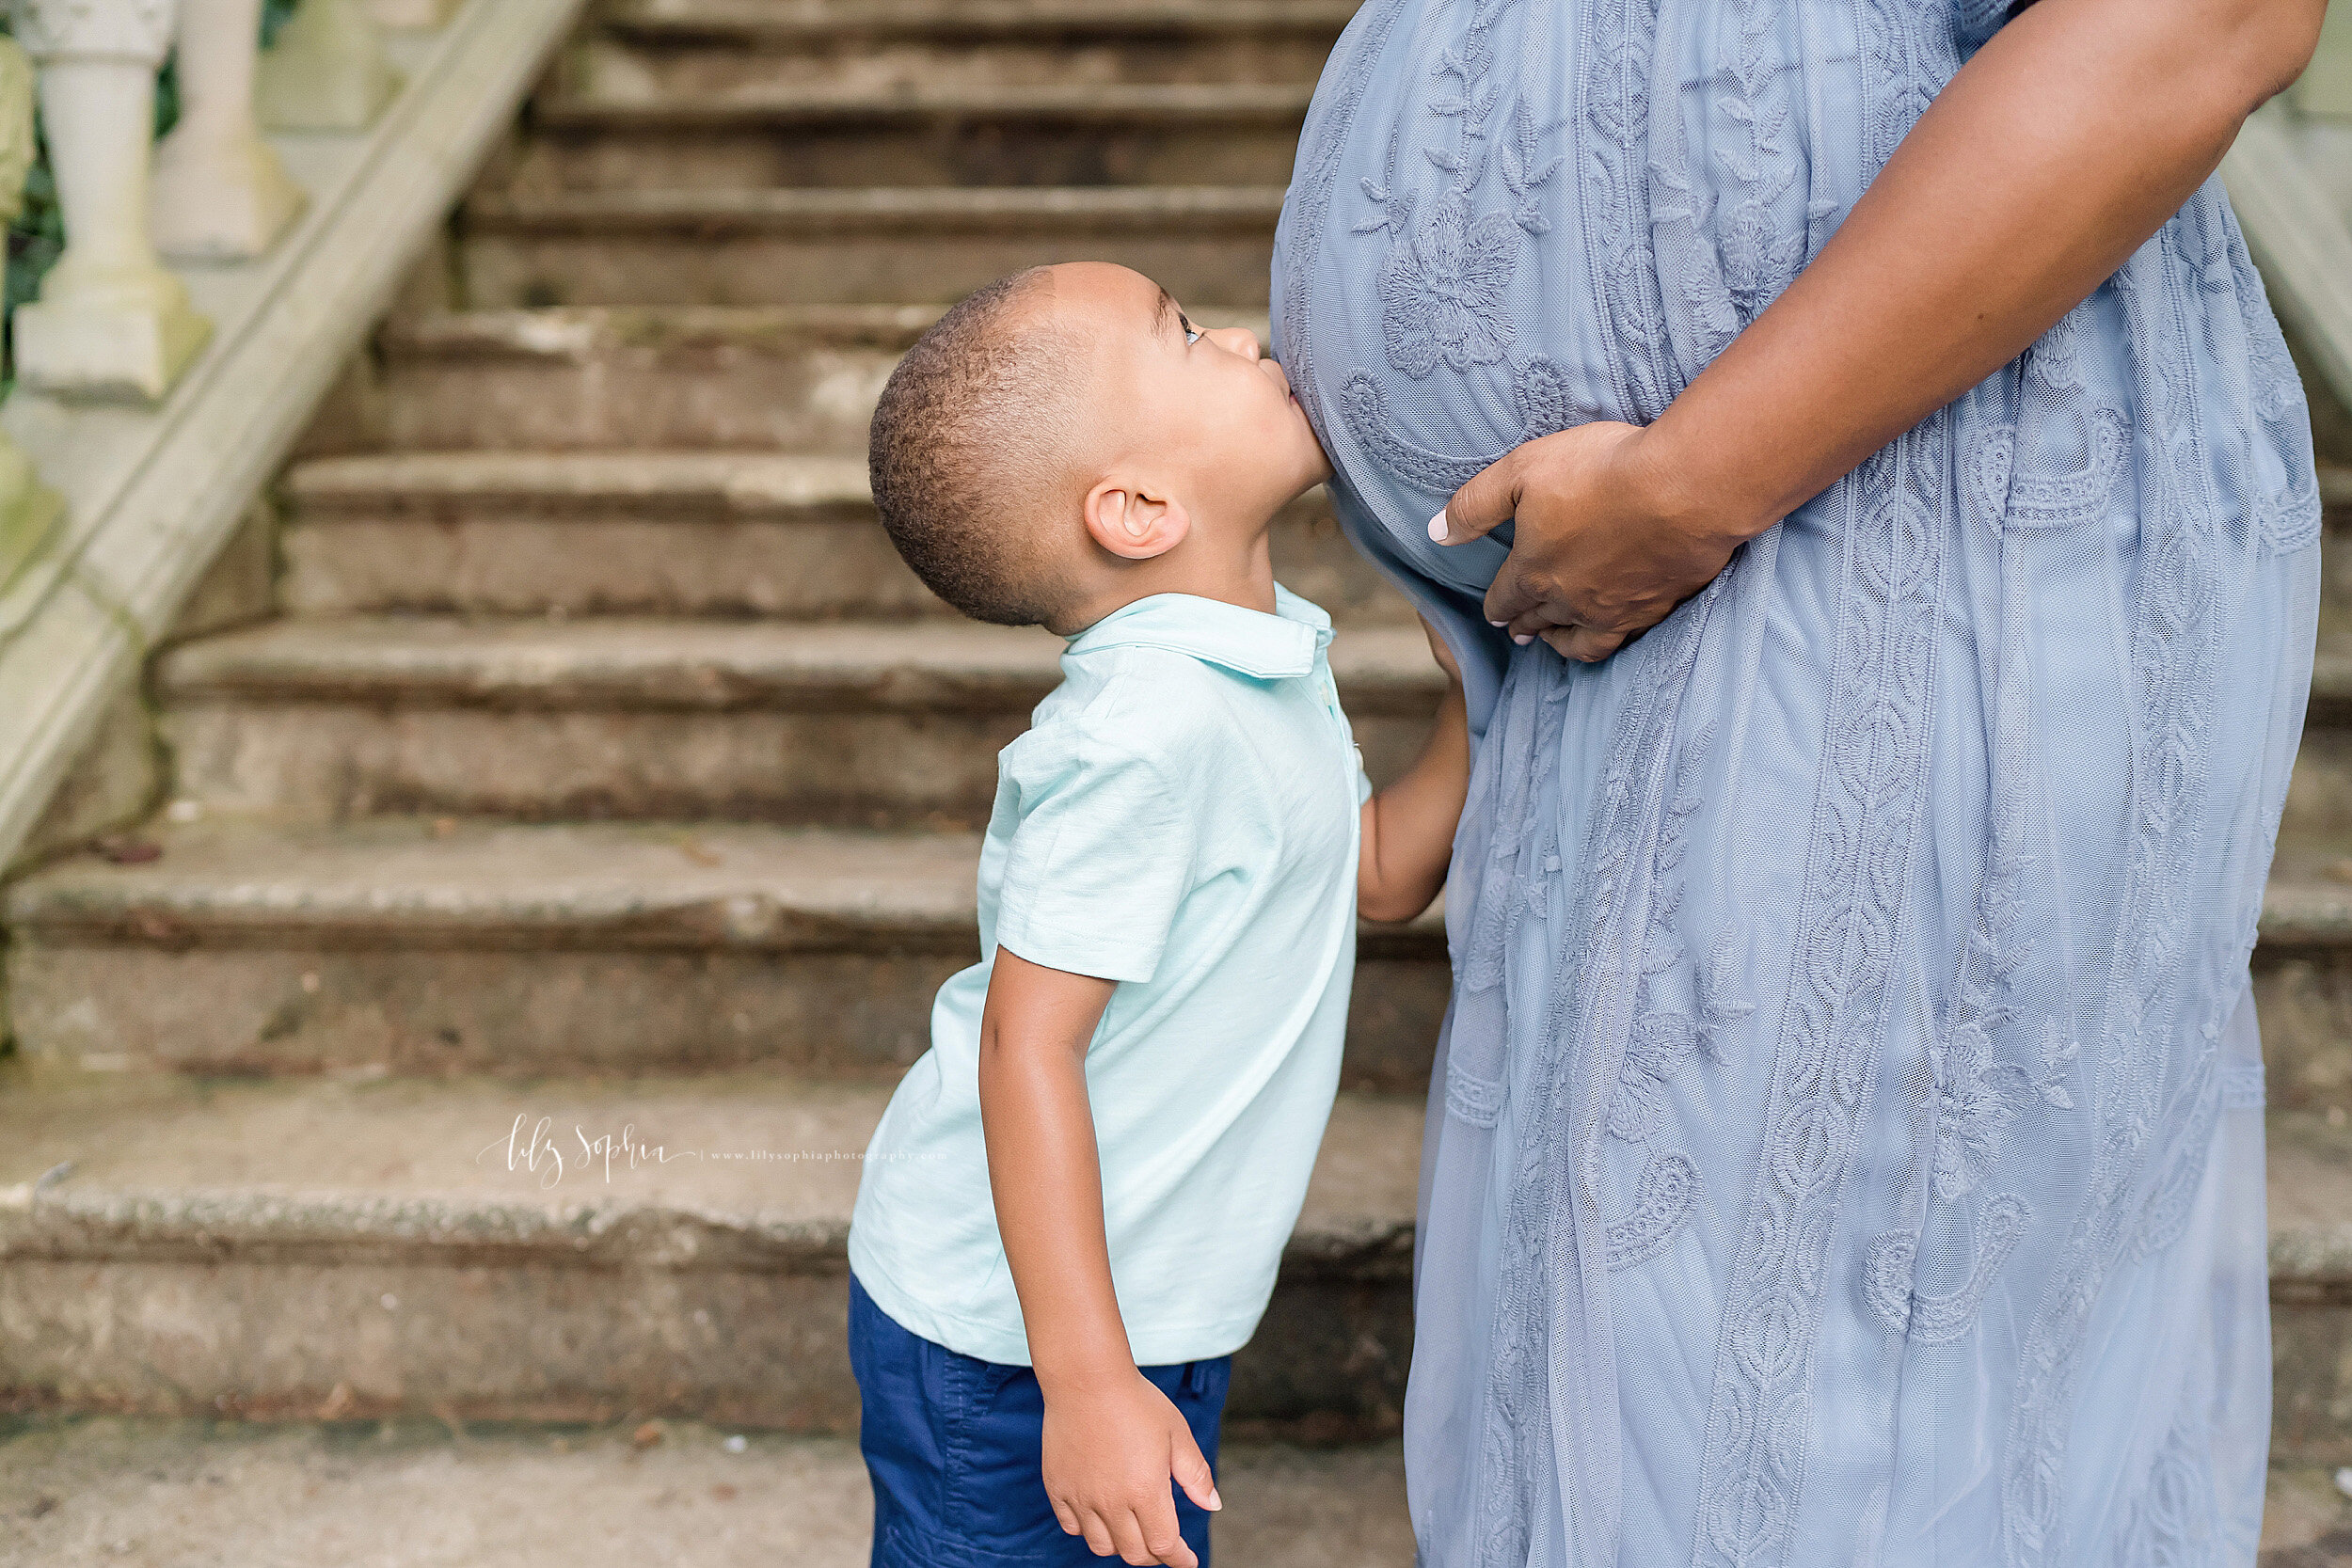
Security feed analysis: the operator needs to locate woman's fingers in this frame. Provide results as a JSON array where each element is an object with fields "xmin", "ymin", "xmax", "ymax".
[
  {"xmin": 1503, "ymin": 601, "xmax": 1576, "ymax": 642},
  {"xmin": 1542, "ymin": 625, "xmax": 1626, "ymax": 663},
  {"xmin": 1482, "ymin": 544, "xmax": 1552, "ymax": 627},
  {"xmin": 1430, "ymin": 448, "xmax": 1521, "ymax": 546}
]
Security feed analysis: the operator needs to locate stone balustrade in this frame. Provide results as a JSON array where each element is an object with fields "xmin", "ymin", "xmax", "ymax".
[
  {"xmin": 8, "ymin": 0, "xmax": 213, "ymax": 402},
  {"xmin": 366, "ymin": 0, "xmax": 458, "ymax": 31},
  {"xmin": 257, "ymin": 0, "xmax": 397, "ymax": 132},
  {"xmin": 151, "ymin": 0, "xmax": 307, "ymax": 261},
  {"xmin": 0, "ymin": 35, "xmax": 62, "ymax": 600},
  {"xmin": 2292, "ymin": 1, "xmax": 2352, "ymax": 121},
  {"xmin": 0, "ymin": 0, "xmax": 585, "ymax": 876}
]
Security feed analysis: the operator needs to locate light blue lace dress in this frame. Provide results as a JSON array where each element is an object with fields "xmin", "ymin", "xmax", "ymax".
[{"xmin": 1270, "ymin": 3, "xmax": 2320, "ymax": 1564}]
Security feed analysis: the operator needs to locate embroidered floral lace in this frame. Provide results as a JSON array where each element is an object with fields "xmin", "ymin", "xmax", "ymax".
[{"xmin": 1271, "ymin": 2, "xmax": 2314, "ymax": 1563}]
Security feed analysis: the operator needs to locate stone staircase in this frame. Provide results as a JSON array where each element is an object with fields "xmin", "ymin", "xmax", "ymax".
[
  {"xmin": 3, "ymin": 0, "xmax": 2352, "ymax": 1558},
  {"xmin": 0, "ymin": 0, "xmax": 1432, "ymax": 1544}
]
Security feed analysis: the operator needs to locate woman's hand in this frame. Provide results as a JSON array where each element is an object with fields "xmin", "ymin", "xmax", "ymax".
[
  {"xmin": 1426, "ymin": 0, "xmax": 2321, "ymax": 668},
  {"xmin": 1430, "ymin": 421, "xmax": 1754, "ymax": 664}
]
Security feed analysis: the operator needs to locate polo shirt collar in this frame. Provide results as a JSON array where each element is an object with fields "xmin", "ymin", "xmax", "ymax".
[{"xmin": 1064, "ymin": 586, "xmax": 1330, "ymax": 678}]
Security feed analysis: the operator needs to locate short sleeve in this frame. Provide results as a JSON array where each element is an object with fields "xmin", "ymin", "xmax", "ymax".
[
  {"xmin": 1355, "ymin": 744, "xmax": 1374, "ymax": 806},
  {"xmin": 993, "ymin": 732, "xmax": 1200, "ymax": 985}
]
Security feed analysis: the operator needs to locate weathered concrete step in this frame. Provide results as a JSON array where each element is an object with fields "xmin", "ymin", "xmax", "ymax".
[
  {"xmin": 280, "ymin": 451, "xmax": 1411, "ymax": 624},
  {"xmin": 3, "ymin": 1065, "xmax": 2350, "ymax": 1462},
  {"xmin": 362, "ymin": 304, "xmax": 1263, "ymax": 453},
  {"xmin": 0, "ymin": 1418, "xmax": 1415, "ymax": 1568},
  {"xmin": 2316, "ymin": 463, "xmax": 2349, "ymax": 627},
  {"xmin": 2286, "ymin": 660, "xmax": 2352, "ymax": 836},
  {"xmin": 2259, "ymin": 1109, "xmax": 2352, "ymax": 1464},
  {"xmin": 2199, "ymin": 834, "xmax": 2352, "ymax": 1109},
  {"xmin": 458, "ymin": 185, "xmax": 1285, "ymax": 307},
  {"xmin": 2260, "ymin": 1465, "xmax": 2352, "ymax": 1563},
  {"xmin": 373, "ymin": 305, "xmax": 937, "ymax": 451},
  {"xmin": 2, "ymin": 818, "xmax": 1446, "ymax": 1088},
  {"xmin": 151, "ymin": 616, "xmax": 1445, "ymax": 827},
  {"xmin": 512, "ymin": 84, "xmax": 1312, "ymax": 190},
  {"xmin": 2250, "ymin": 860, "xmax": 2352, "ymax": 1112},
  {"xmin": 0, "ymin": 1064, "xmax": 1423, "ymax": 1438},
  {"xmin": 4, "ymin": 1412, "xmax": 2344, "ymax": 1568},
  {"xmin": 577, "ymin": 0, "xmax": 1354, "ymax": 95}
]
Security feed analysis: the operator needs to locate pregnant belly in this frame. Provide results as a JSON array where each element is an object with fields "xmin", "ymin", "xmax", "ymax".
[{"xmin": 1272, "ymin": 0, "xmax": 1886, "ymax": 585}]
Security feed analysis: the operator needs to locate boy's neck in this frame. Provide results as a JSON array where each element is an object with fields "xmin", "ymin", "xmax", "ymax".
[{"xmin": 1051, "ymin": 523, "xmax": 1279, "ymax": 637}]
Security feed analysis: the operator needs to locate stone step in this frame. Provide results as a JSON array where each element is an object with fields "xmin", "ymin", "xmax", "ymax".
[
  {"xmin": 457, "ymin": 185, "xmax": 1285, "ymax": 308},
  {"xmin": 2320, "ymin": 463, "xmax": 2351, "ymax": 627},
  {"xmin": 574, "ymin": 0, "xmax": 1354, "ymax": 96},
  {"xmin": 510, "ymin": 84, "xmax": 1313, "ymax": 191},
  {"xmin": 280, "ymin": 451, "xmax": 1412, "ymax": 623},
  {"xmin": 10, "ymin": 804, "xmax": 2351, "ymax": 1122},
  {"xmin": 1, "ymin": 1420, "xmax": 2344, "ymax": 1568},
  {"xmin": 365, "ymin": 304, "xmax": 1260, "ymax": 453},
  {"xmin": 2287, "ymin": 653, "xmax": 2352, "ymax": 835},
  {"xmin": 2260, "ymin": 1465, "xmax": 2352, "ymax": 1563},
  {"xmin": 373, "ymin": 305, "xmax": 937, "ymax": 452},
  {"xmin": 2260, "ymin": 1109, "xmax": 2352, "ymax": 1465},
  {"xmin": 0, "ymin": 1415, "xmax": 1416, "ymax": 1567},
  {"xmin": 1, "ymin": 817, "xmax": 1446, "ymax": 1090},
  {"xmin": 2250, "ymin": 849, "xmax": 2352, "ymax": 1113},
  {"xmin": 3, "ymin": 1064, "xmax": 2349, "ymax": 1463},
  {"xmin": 151, "ymin": 615, "xmax": 1446, "ymax": 827},
  {"xmin": 0, "ymin": 1062, "xmax": 1422, "ymax": 1439}
]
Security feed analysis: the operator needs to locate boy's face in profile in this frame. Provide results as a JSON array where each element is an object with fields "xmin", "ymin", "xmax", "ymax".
[{"xmin": 1037, "ymin": 262, "xmax": 1333, "ymax": 529}]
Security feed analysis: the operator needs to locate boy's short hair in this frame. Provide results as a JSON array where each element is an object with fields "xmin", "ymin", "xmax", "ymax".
[{"xmin": 868, "ymin": 269, "xmax": 1086, "ymax": 627}]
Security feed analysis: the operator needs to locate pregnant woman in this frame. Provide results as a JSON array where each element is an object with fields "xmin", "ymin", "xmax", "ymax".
[{"xmin": 1273, "ymin": 2, "xmax": 2324, "ymax": 1563}]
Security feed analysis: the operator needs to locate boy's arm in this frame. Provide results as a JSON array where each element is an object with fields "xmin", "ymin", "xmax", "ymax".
[
  {"xmin": 977, "ymin": 948, "xmax": 1221, "ymax": 1568},
  {"xmin": 1358, "ymin": 619, "xmax": 1470, "ymax": 924}
]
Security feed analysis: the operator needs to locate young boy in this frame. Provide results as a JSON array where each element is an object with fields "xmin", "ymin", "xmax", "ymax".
[{"xmin": 847, "ymin": 261, "xmax": 1470, "ymax": 1568}]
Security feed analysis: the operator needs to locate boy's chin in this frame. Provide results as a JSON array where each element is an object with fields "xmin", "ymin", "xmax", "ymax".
[{"xmin": 1295, "ymin": 443, "xmax": 1336, "ymax": 492}]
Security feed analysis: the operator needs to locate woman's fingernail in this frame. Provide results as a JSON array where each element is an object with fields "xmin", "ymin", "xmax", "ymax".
[
  {"xmin": 1513, "ymin": 632, "xmax": 1534, "ymax": 645},
  {"xmin": 1487, "ymin": 619, "xmax": 1506, "ymax": 628},
  {"xmin": 1208, "ymin": 1489, "xmax": 1223, "ymax": 1511},
  {"xmin": 1427, "ymin": 511, "xmax": 1449, "ymax": 543}
]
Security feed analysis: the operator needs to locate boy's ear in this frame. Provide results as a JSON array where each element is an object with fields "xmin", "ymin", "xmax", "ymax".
[{"xmin": 1083, "ymin": 478, "xmax": 1190, "ymax": 561}]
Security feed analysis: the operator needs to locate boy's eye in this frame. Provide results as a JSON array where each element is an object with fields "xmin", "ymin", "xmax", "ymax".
[{"xmin": 1181, "ymin": 316, "xmax": 1201, "ymax": 344}]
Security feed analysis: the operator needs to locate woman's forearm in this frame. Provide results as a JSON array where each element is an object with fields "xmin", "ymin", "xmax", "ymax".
[{"xmin": 1643, "ymin": 0, "xmax": 2323, "ymax": 545}]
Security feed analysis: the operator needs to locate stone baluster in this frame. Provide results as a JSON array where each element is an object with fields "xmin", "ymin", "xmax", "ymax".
[
  {"xmin": 257, "ymin": 0, "xmax": 398, "ymax": 132},
  {"xmin": 0, "ymin": 34, "xmax": 63, "ymax": 593},
  {"xmin": 151, "ymin": 0, "xmax": 307, "ymax": 260},
  {"xmin": 364, "ymin": 0, "xmax": 457, "ymax": 32},
  {"xmin": 10, "ymin": 0, "xmax": 213, "ymax": 402},
  {"xmin": 2295, "ymin": 2, "xmax": 2352, "ymax": 119}
]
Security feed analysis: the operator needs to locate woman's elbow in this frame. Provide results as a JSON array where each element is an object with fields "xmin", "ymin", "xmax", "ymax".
[
  {"xmin": 2109, "ymin": 0, "xmax": 2327, "ymax": 119},
  {"xmin": 2217, "ymin": 0, "xmax": 2326, "ymax": 109}
]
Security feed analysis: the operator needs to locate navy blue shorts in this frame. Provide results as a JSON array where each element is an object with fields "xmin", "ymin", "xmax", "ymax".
[{"xmin": 849, "ymin": 1272, "xmax": 1232, "ymax": 1567}]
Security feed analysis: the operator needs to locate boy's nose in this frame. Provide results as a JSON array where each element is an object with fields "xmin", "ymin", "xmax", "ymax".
[{"xmin": 1206, "ymin": 325, "xmax": 1261, "ymax": 361}]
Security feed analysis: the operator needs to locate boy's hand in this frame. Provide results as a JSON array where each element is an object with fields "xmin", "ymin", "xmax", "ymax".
[
  {"xmin": 1419, "ymin": 613, "xmax": 1463, "ymax": 685},
  {"xmin": 1042, "ymin": 1370, "xmax": 1220, "ymax": 1566}
]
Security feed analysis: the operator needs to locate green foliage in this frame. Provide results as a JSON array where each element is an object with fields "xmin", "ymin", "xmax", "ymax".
[{"xmin": 262, "ymin": 0, "xmax": 301, "ymax": 49}]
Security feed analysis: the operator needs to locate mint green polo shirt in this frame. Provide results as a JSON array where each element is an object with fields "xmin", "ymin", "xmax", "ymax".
[{"xmin": 847, "ymin": 585, "xmax": 1375, "ymax": 1367}]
